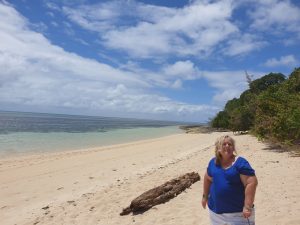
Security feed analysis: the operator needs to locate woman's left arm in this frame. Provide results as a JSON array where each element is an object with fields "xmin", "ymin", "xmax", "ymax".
[{"xmin": 240, "ymin": 174, "xmax": 258, "ymax": 218}]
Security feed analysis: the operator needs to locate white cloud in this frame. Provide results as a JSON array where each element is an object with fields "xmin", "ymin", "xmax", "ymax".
[
  {"xmin": 163, "ymin": 60, "xmax": 200, "ymax": 80},
  {"xmin": 44, "ymin": 0, "xmax": 300, "ymax": 61},
  {"xmin": 171, "ymin": 79, "xmax": 183, "ymax": 89},
  {"xmin": 63, "ymin": 0, "xmax": 239, "ymax": 58},
  {"xmin": 44, "ymin": 2, "xmax": 60, "ymax": 11},
  {"xmin": 58, "ymin": 0, "xmax": 292, "ymax": 60},
  {"xmin": 224, "ymin": 33, "xmax": 266, "ymax": 56},
  {"xmin": 264, "ymin": 55, "xmax": 298, "ymax": 67},
  {"xmin": 104, "ymin": 1, "xmax": 239, "ymax": 58},
  {"xmin": 0, "ymin": 2, "xmax": 218, "ymax": 122},
  {"xmin": 213, "ymin": 89, "xmax": 242, "ymax": 104},
  {"xmin": 62, "ymin": 0, "xmax": 291, "ymax": 60},
  {"xmin": 120, "ymin": 60, "xmax": 202, "ymax": 89},
  {"xmin": 201, "ymin": 70, "xmax": 264, "ymax": 105},
  {"xmin": 2, "ymin": 1, "xmax": 292, "ymax": 122},
  {"xmin": 248, "ymin": 0, "xmax": 300, "ymax": 39},
  {"xmin": 202, "ymin": 71, "xmax": 247, "ymax": 90},
  {"xmin": 62, "ymin": 1, "xmax": 124, "ymax": 33},
  {"xmin": 63, "ymin": 1, "xmax": 176, "ymax": 33}
]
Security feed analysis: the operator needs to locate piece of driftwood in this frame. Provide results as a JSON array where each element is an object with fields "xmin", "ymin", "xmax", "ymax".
[{"xmin": 120, "ymin": 172, "xmax": 200, "ymax": 216}]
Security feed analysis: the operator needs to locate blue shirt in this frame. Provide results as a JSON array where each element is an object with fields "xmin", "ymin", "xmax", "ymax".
[{"xmin": 207, "ymin": 156, "xmax": 255, "ymax": 214}]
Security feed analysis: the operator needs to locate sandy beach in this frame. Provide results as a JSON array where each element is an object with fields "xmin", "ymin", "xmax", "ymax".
[{"xmin": 0, "ymin": 132, "xmax": 299, "ymax": 225}]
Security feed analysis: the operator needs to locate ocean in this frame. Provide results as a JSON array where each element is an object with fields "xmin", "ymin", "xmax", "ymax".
[{"xmin": 0, "ymin": 111, "xmax": 183, "ymax": 157}]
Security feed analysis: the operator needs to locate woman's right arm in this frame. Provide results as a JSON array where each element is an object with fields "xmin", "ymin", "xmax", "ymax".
[{"xmin": 202, "ymin": 172, "xmax": 212, "ymax": 209}]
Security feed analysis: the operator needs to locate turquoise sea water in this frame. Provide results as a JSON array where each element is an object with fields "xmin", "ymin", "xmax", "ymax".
[
  {"xmin": 0, "ymin": 111, "xmax": 183, "ymax": 157},
  {"xmin": 0, "ymin": 126, "xmax": 182, "ymax": 157}
]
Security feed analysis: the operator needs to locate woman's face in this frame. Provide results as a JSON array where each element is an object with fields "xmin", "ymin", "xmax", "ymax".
[{"xmin": 219, "ymin": 138, "xmax": 234, "ymax": 157}]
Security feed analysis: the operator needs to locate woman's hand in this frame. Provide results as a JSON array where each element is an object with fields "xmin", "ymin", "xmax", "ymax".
[
  {"xmin": 240, "ymin": 174, "xmax": 257, "ymax": 218},
  {"xmin": 242, "ymin": 206, "xmax": 252, "ymax": 218},
  {"xmin": 202, "ymin": 172, "xmax": 212, "ymax": 209},
  {"xmin": 201, "ymin": 195, "xmax": 208, "ymax": 209}
]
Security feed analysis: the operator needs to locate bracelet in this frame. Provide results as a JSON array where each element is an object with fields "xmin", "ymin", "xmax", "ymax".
[
  {"xmin": 243, "ymin": 205, "xmax": 253, "ymax": 211},
  {"xmin": 202, "ymin": 194, "xmax": 208, "ymax": 199}
]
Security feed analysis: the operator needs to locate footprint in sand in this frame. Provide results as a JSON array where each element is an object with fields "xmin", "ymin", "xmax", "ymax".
[
  {"xmin": 67, "ymin": 200, "xmax": 77, "ymax": 206},
  {"xmin": 42, "ymin": 206, "xmax": 49, "ymax": 210}
]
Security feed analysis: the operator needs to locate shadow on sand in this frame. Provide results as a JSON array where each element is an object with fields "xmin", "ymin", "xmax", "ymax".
[{"xmin": 262, "ymin": 142, "xmax": 300, "ymax": 157}]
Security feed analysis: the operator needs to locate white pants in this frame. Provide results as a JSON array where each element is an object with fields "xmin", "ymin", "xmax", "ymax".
[{"xmin": 209, "ymin": 209, "xmax": 255, "ymax": 225}]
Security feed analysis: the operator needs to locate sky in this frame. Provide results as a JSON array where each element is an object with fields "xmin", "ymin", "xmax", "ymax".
[{"xmin": 0, "ymin": 0, "xmax": 299, "ymax": 123}]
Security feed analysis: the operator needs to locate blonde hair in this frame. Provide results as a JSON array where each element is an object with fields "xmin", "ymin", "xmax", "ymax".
[{"xmin": 214, "ymin": 135, "xmax": 237, "ymax": 165}]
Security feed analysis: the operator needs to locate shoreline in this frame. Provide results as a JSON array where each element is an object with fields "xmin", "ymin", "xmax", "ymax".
[
  {"xmin": 0, "ymin": 126, "xmax": 183, "ymax": 159},
  {"xmin": 0, "ymin": 132, "xmax": 299, "ymax": 225},
  {"xmin": 0, "ymin": 133, "xmax": 184, "ymax": 165}
]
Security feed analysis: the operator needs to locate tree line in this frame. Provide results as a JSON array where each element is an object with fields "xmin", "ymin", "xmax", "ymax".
[{"xmin": 211, "ymin": 68, "xmax": 300, "ymax": 145}]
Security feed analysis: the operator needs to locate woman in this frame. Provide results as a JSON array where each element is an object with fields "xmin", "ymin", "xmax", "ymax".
[{"xmin": 202, "ymin": 135, "xmax": 258, "ymax": 225}]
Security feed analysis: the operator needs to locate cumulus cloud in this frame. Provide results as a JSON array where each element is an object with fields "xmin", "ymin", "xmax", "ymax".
[
  {"xmin": 62, "ymin": 0, "xmax": 240, "ymax": 58},
  {"xmin": 264, "ymin": 55, "xmax": 298, "ymax": 67},
  {"xmin": 0, "ymin": 2, "xmax": 218, "ymax": 122},
  {"xmin": 119, "ymin": 60, "xmax": 202, "ymax": 89},
  {"xmin": 201, "ymin": 70, "xmax": 262, "ymax": 105},
  {"xmin": 162, "ymin": 60, "xmax": 200, "ymax": 80},
  {"xmin": 2, "ymin": 1, "xmax": 292, "ymax": 122},
  {"xmin": 46, "ymin": 0, "xmax": 300, "ymax": 59},
  {"xmin": 248, "ymin": 0, "xmax": 300, "ymax": 39},
  {"xmin": 223, "ymin": 33, "xmax": 266, "ymax": 56}
]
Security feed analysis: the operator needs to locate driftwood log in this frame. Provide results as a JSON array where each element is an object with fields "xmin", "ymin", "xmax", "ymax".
[{"xmin": 120, "ymin": 172, "xmax": 200, "ymax": 216}]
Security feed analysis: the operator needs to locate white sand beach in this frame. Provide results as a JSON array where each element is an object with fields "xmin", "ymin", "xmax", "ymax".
[{"xmin": 0, "ymin": 132, "xmax": 299, "ymax": 225}]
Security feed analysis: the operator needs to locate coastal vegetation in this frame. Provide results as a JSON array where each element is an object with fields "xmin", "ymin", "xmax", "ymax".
[{"xmin": 211, "ymin": 68, "xmax": 300, "ymax": 147}]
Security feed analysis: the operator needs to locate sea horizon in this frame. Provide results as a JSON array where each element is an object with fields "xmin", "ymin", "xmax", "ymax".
[
  {"xmin": 0, "ymin": 110, "xmax": 192, "ymax": 127},
  {"xmin": 0, "ymin": 110, "xmax": 190, "ymax": 157}
]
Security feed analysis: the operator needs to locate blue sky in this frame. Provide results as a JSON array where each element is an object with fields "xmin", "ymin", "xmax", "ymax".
[{"xmin": 0, "ymin": 0, "xmax": 299, "ymax": 122}]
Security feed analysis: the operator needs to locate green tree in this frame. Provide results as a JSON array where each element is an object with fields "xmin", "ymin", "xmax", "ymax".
[
  {"xmin": 249, "ymin": 73, "xmax": 285, "ymax": 94},
  {"xmin": 211, "ymin": 68, "xmax": 300, "ymax": 145},
  {"xmin": 254, "ymin": 68, "xmax": 300, "ymax": 143},
  {"xmin": 211, "ymin": 111, "xmax": 230, "ymax": 128}
]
